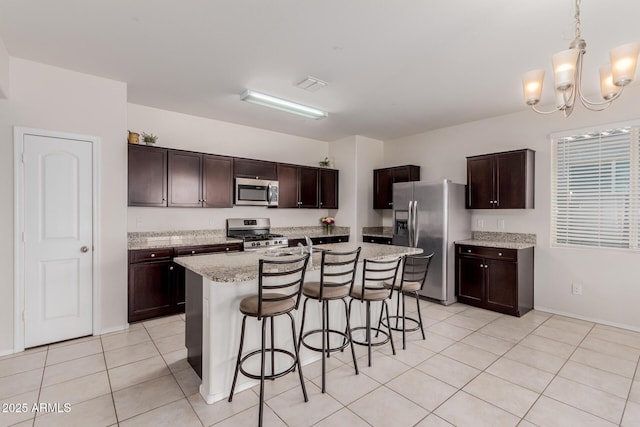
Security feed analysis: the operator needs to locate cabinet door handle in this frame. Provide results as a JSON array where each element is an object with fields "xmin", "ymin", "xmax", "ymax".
[
  {"xmin": 498, "ymin": 252, "xmax": 502, "ymax": 256},
  {"xmin": 169, "ymin": 266, "xmax": 174, "ymax": 271},
  {"xmin": 485, "ymin": 265, "xmax": 489, "ymax": 269},
  {"xmin": 480, "ymin": 263, "xmax": 484, "ymax": 267},
  {"xmin": 151, "ymin": 253, "xmax": 156, "ymax": 258},
  {"xmin": 225, "ymin": 247, "xmax": 230, "ymax": 251},
  {"xmin": 467, "ymin": 249, "xmax": 471, "ymax": 253},
  {"xmin": 191, "ymin": 250, "xmax": 196, "ymax": 254}
]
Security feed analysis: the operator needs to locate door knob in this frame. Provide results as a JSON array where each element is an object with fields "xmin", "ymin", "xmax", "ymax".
[{"xmin": 81, "ymin": 246, "xmax": 89, "ymax": 253}]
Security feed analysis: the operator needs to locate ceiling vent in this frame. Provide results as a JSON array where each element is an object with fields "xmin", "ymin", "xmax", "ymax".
[{"xmin": 295, "ymin": 76, "xmax": 328, "ymax": 92}]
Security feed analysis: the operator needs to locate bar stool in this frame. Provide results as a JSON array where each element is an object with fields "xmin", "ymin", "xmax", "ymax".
[
  {"xmin": 298, "ymin": 247, "xmax": 361, "ymax": 393},
  {"xmin": 228, "ymin": 253, "xmax": 310, "ymax": 427},
  {"xmin": 379, "ymin": 253, "xmax": 434, "ymax": 349},
  {"xmin": 348, "ymin": 257, "xmax": 402, "ymax": 367}
]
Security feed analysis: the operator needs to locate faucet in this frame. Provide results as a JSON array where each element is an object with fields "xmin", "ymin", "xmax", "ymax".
[{"xmin": 298, "ymin": 236, "xmax": 313, "ymax": 255}]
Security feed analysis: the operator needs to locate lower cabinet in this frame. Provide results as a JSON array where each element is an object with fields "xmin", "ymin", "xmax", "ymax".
[
  {"xmin": 363, "ymin": 235, "xmax": 393, "ymax": 245},
  {"xmin": 455, "ymin": 244, "xmax": 534, "ymax": 317},
  {"xmin": 287, "ymin": 235, "xmax": 349, "ymax": 247},
  {"xmin": 128, "ymin": 243, "xmax": 242, "ymax": 323}
]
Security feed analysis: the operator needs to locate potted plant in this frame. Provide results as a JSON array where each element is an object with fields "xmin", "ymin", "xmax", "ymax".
[
  {"xmin": 141, "ymin": 132, "xmax": 158, "ymax": 145},
  {"xmin": 320, "ymin": 216, "xmax": 335, "ymax": 234},
  {"xmin": 318, "ymin": 157, "xmax": 331, "ymax": 168}
]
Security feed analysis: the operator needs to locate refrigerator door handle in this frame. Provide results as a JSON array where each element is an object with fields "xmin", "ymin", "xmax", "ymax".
[
  {"xmin": 413, "ymin": 200, "xmax": 419, "ymax": 246},
  {"xmin": 407, "ymin": 200, "xmax": 414, "ymax": 247}
]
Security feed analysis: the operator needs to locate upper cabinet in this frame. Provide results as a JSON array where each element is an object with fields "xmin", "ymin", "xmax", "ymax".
[
  {"xmin": 167, "ymin": 150, "xmax": 233, "ymax": 208},
  {"xmin": 319, "ymin": 168, "xmax": 339, "ymax": 209},
  {"xmin": 128, "ymin": 145, "xmax": 167, "ymax": 207},
  {"xmin": 466, "ymin": 149, "xmax": 535, "ymax": 209},
  {"xmin": 373, "ymin": 165, "xmax": 420, "ymax": 209},
  {"xmin": 277, "ymin": 164, "xmax": 321, "ymax": 208},
  {"xmin": 234, "ymin": 158, "xmax": 278, "ymax": 180}
]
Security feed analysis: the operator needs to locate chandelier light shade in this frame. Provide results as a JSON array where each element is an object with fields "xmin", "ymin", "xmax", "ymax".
[{"xmin": 522, "ymin": 0, "xmax": 640, "ymax": 117}]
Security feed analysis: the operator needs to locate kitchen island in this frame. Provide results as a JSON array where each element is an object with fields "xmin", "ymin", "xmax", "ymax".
[{"xmin": 174, "ymin": 242, "xmax": 422, "ymax": 404}]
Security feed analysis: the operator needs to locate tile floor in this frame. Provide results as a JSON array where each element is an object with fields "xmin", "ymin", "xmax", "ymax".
[{"xmin": 1, "ymin": 300, "xmax": 640, "ymax": 426}]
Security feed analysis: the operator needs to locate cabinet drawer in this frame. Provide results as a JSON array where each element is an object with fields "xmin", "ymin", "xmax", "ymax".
[
  {"xmin": 363, "ymin": 235, "xmax": 393, "ymax": 245},
  {"xmin": 174, "ymin": 243, "xmax": 242, "ymax": 256},
  {"xmin": 130, "ymin": 248, "xmax": 174, "ymax": 263},
  {"xmin": 457, "ymin": 245, "xmax": 516, "ymax": 261}
]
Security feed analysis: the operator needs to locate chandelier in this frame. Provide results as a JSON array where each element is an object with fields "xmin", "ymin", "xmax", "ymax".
[{"xmin": 522, "ymin": 0, "xmax": 640, "ymax": 117}]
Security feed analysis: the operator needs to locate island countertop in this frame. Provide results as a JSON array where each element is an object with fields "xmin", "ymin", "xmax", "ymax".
[{"xmin": 174, "ymin": 242, "xmax": 422, "ymax": 283}]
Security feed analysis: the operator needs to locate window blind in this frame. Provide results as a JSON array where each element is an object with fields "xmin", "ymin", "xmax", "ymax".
[{"xmin": 552, "ymin": 125, "xmax": 640, "ymax": 249}]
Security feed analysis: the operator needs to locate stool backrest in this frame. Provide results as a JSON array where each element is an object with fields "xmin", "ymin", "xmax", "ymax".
[
  {"xmin": 353, "ymin": 257, "xmax": 402, "ymax": 302},
  {"xmin": 318, "ymin": 247, "xmax": 361, "ymax": 300},
  {"xmin": 399, "ymin": 253, "xmax": 434, "ymax": 292},
  {"xmin": 258, "ymin": 253, "xmax": 310, "ymax": 319}
]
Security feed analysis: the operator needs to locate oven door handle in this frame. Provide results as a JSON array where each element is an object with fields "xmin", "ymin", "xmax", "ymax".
[{"xmin": 267, "ymin": 184, "xmax": 272, "ymax": 204}]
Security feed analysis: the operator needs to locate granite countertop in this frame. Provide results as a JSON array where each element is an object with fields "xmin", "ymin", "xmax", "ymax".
[
  {"xmin": 275, "ymin": 226, "xmax": 350, "ymax": 239},
  {"xmin": 174, "ymin": 242, "xmax": 422, "ymax": 283},
  {"xmin": 362, "ymin": 226, "xmax": 393, "ymax": 238},
  {"xmin": 456, "ymin": 231, "xmax": 536, "ymax": 250},
  {"xmin": 129, "ymin": 236, "xmax": 243, "ymax": 250}
]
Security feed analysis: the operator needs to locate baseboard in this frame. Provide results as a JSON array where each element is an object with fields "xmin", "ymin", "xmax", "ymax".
[
  {"xmin": 0, "ymin": 348, "xmax": 14, "ymax": 357},
  {"xmin": 535, "ymin": 306, "xmax": 640, "ymax": 333}
]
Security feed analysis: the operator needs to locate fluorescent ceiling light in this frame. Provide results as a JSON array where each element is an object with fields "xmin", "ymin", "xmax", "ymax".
[{"xmin": 240, "ymin": 90, "xmax": 328, "ymax": 120}]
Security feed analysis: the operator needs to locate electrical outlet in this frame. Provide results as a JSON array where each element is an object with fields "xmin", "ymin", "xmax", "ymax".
[
  {"xmin": 572, "ymin": 283, "xmax": 583, "ymax": 295},
  {"xmin": 476, "ymin": 219, "xmax": 484, "ymax": 230}
]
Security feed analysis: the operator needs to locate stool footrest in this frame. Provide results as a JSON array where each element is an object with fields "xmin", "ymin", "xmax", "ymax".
[
  {"xmin": 381, "ymin": 315, "xmax": 422, "ymax": 333},
  {"xmin": 350, "ymin": 326, "xmax": 391, "ymax": 347},
  {"xmin": 238, "ymin": 348, "xmax": 297, "ymax": 381},
  {"xmin": 300, "ymin": 328, "xmax": 350, "ymax": 353}
]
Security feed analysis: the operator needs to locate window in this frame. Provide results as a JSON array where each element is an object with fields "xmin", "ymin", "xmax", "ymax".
[{"xmin": 551, "ymin": 124, "xmax": 640, "ymax": 249}]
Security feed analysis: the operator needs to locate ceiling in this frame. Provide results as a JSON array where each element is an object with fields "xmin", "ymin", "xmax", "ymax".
[{"xmin": 1, "ymin": 0, "xmax": 639, "ymax": 142}]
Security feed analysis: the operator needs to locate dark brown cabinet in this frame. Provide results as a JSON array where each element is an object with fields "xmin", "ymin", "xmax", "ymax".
[
  {"xmin": 319, "ymin": 168, "xmax": 339, "ymax": 209},
  {"xmin": 363, "ymin": 235, "xmax": 393, "ymax": 245},
  {"xmin": 168, "ymin": 151, "xmax": 233, "ymax": 208},
  {"xmin": 128, "ymin": 243, "xmax": 242, "ymax": 322},
  {"xmin": 277, "ymin": 164, "xmax": 319, "ymax": 208},
  {"xmin": 234, "ymin": 158, "xmax": 278, "ymax": 180},
  {"xmin": 373, "ymin": 165, "xmax": 420, "ymax": 209},
  {"xmin": 287, "ymin": 235, "xmax": 349, "ymax": 247},
  {"xmin": 128, "ymin": 145, "xmax": 167, "ymax": 207},
  {"xmin": 466, "ymin": 149, "xmax": 535, "ymax": 209},
  {"xmin": 455, "ymin": 244, "xmax": 534, "ymax": 317}
]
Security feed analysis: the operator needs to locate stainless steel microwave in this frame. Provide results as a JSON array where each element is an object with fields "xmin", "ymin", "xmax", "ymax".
[{"xmin": 235, "ymin": 177, "xmax": 279, "ymax": 206}]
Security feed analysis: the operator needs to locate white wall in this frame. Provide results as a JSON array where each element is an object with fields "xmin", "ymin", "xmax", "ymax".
[
  {"xmin": 384, "ymin": 85, "xmax": 640, "ymax": 330},
  {"xmin": 127, "ymin": 104, "xmax": 331, "ymax": 231},
  {"xmin": 0, "ymin": 35, "xmax": 8, "ymax": 99},
  {"xmin": 0, "ymin": 58, "xmax": 128, "ymax": 353}
]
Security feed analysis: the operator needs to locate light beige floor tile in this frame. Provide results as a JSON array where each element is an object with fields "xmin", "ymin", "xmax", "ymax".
[
  {"xmin": 145, "ymin": 320, "xmax": 186, "ymax": 341},
  {"xmin": 421, "ymin": 307, "xmax": 455, "ymax": 322},
  {"xmin": 141, "ymin": 314, "xmax": 183, "ymax": 329},
  {"xmin": 434, "ymin": 391, "xmax": 520, "ymax": 427},
  {"xmin": 99, "ymin": 322, "xmax": 144, "ymax": 338},
  {"xmin": 173, "ymin": 367, "xmax": 201, "ymax": 396},
  {"xmin": 427, "ymin": 322, "xmax": 473, "ymax": 341},
  {"xmin": 310, "ymin": 364, "xmax": 380, "ymax": 405},
  {"xmin": 490, "ymin": 317, "xmax": 538, "ymax": 334},
  {"xmin": 153, "ymin": 333, "xmax": 186, "ymax": 354},
  {"xmin": 463, "ymin": 372, "xmax": 539, "ymax": 417},
  {"xmin": 558, "ymin": 360, "xmax": 632, "ymax": 398},
  {"xmin": 249, "ymin": 369, "xmax": 308, "ymax": 401},
  {"xmin": 517, "ymin": 421, "xmax": 538, "ymax": 427},
  {"xmin": 622, "ymin": 401, "xmax": 640, "ymax": 427},
  {"xmin": 377, "ymin": 340, "xmax": 435, "ymax": 366},
  {"xmin": 570, "ymin": 347, "xmax": 637, "ymax": 378},
  {"xmin": 544, "ymin": 376, "xmax": 626, "ymax": 423},
  {"xmin": 112, "ymin": 374, "xmax": 184, "ymax": 421},
  {"xmin": 348, "ymin": 385, "xmax": 428, "ymax": 427},
  {"xmin": 486, "ymin": 357, "xmax": 554, "ymax": 393},
  {"xmin": 34, "ymin": 394, "xmax": 116, "ymax": 427},
  {"xmin": 38, "ymin": 371, "xmax": 110, "ymax": 406},
  {"xmin": 48, "ymin": 335, "xmax": 100, "ymax": 350},
  {"xmin": 579, "ymin": 335, "xmax": 640, "ymax": 362},
  {"xmin": 520, "ymin": 310, "xmax": 553, "ymax": 325},
  {"xmin": 101, "ymin": 329, "xmax": 151, "ymax": 352},
  {"xmin": 0, "ymin": 389, "xmax": 38, "ymax": 426},
  {"xmin": 45, "ymin": 340, "xmax": 103, "ymax": 366},
  {"xmin": 313, "ymin": 407, "xmax": 369, "ymax": 427},
  {"xmin": 119, "ymin": 398, "xmax": 201, "ymax": 427},
  {"xmin": 108, "ymin": 355, "xmax": 169, "ymax": 391},
  {"xmin": 590, "ymin": 326, "xmax": 640, "ymax": 350},
  {"xmin": 413, "ymin": 332, "xmax": 457, "ymax": 353},
  {"xmin": 104, "ymin": 341, "xmax": 159, "ymax": 369},
  {"xmin": 0, "ymin": 346, "xmax": 47, "ymax": 361},
  {"xmin": 414, "ymin": 414, "xmax": 455, "ymax": 427},
  {"xmin": 0, "ymin": 351, "xmax": 46, "ymax": 377},
  {"xmin": 0, "ymin": 369, "xmax": 43, "ymax": 400},
  {"xmin": 443, "ymin": 314, "xmax": 492, "ymax": 331},
  {"xmin": 518, "ymin": 334, "xmax": 576, "ymax": 358},
  {"xmin": 6, "ymin": 420, "xmax": 36, "ymax": 427},
  {"xmin": 461, "ymin": 332, "xmax": 514, "ymax": 356},
  {"xmin": 301, "ymin": 354, "xmax": 345, "ymax": 380},
  {"xmin": 415, "ymin": 354, "xmax": 480, "ymax": 388},
  {"xmin": 457, "ymin": 307, "xmax": 504, "ymax": 323},
  {"xmin": 211, "ymin": 404, "xmax": 286, "ymax": 427},
  {"xmin": 525, "ymin": 395, "xmax": 617, "ymax": 427},
  {"xmin": 629, "ymin": 380, "xmax": 640, "ymax": 404},
  {"xmin": 162, "ymin": 348, "xmax": 191, "ymax": 373},
  {"xmin": 387, "ymin": 370, "xmax": 457, "ymax": 411},
  {"xmin": 441, "ymin": 342, "xmax": 499, "ymax": 370},
  {"xmin": 356, "ymin": 352, "xmax": 411, "ymax": 384},
  {"xmin": 42, "ymin": 354, "xmax": 105, "ymax": 387},
  {"xmin": 504, "ymin": 344, "xmax": 567, "ymax": 374},
  {"xmin": 545, "ymin": 316, "xmax": 594, "ymax": 333},
  {"xmin": 532, "ymin": 325, "xmax": 589, "ymax": 346},
  {"xmin": 478, "ymin": 323, "xmax": 529, "ymax": 343},
  {"xmin": 266, "ymin": 382, "xmax": 342, "ymax": 427},
  {"xmin": 189, "ymin": 389, "xmax": 258, "ymax": 426}
]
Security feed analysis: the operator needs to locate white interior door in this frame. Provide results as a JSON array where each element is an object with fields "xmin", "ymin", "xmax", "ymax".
[{"xmin": 23, "ymin": 134, "xmax": 94, "ymax": 347}]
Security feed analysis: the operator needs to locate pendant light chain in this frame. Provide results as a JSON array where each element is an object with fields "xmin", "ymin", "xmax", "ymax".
[{"xmin": 574, "ymin": 0, "xmax": 581, "ymax": 41}]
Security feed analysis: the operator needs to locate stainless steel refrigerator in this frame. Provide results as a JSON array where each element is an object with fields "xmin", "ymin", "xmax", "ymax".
[{"xmin": 392, "ymin": 179, "xmax": 471, "ymax": 305}]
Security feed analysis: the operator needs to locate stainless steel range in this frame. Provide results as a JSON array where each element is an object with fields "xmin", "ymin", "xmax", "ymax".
[{"xmin": 226, "ymin": 218, "xmax": 288, "ymax": 251}]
